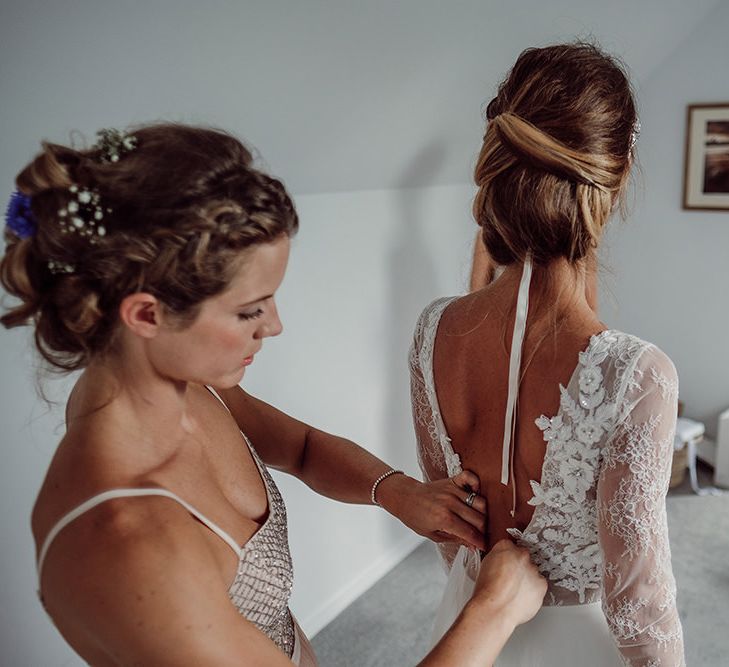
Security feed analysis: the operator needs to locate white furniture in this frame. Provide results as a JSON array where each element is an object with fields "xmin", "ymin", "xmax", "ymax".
[
  {"xmin": 675, "ymin": 417, "xmax": 727, "ymax": 496},
  {"xmin": 714, "ymin": 408, "xmax": 729, "ymax": 488},
  {"xmin": 694, "ymin": 408, "xmax": 729, "ymax": 489}
]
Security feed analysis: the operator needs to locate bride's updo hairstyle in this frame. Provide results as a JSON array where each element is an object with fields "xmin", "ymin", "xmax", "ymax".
[
  {"xmin": 1, "ymin": 124, "xmax": 298, "ymax": 371},
  {"xmin": 473, "ymin": 43, "xmax": 637, "ymax": 266}
]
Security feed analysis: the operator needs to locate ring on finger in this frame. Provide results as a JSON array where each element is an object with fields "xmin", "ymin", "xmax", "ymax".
[{"xmin": 464, "ymin": 491, "xmax": 477, "ymax": 508}]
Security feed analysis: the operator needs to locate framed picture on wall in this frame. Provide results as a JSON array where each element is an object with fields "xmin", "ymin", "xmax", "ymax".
[{"xmin": 683, "ymin": 103, "xmax": 729, "ymax": 211}]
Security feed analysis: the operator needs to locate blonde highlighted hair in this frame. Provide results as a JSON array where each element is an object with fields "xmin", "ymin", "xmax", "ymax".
[{"xmin": 473, "ymin": 43, "xmax": 637, "ymax": 266}]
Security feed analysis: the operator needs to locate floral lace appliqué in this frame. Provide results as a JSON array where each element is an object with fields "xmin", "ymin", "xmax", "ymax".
[
  {"xmin": 650, "ymin": 367, "xmax": 679, "ymax": 402},
  {"xmin": 508, "ymin": 332, "xmax": 619, "ymax": 603},
  {"xmin": 410, "ymin": 305, "xmax": 685, "ymax": 665}
]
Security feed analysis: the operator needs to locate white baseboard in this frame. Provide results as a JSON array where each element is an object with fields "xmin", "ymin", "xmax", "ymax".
[{"xmin": 303, "ymin": 533, "xmax": 425, "ymax": 638}]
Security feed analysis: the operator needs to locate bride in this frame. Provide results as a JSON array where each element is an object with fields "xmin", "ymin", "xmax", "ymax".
[{"xmin": 410, "ymin": 43, "xmax": 685, "ymax": 666}]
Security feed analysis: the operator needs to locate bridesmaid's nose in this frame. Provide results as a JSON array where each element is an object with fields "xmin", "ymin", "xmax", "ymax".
[{"xmin": 258, "ymin": 301, "xmax": 283, "ymax": 338}]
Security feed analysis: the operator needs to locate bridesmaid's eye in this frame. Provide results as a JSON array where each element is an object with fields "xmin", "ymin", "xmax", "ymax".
[{"xmin": 238, "ymin": 308, "xmax": 264, "ymax": 321}]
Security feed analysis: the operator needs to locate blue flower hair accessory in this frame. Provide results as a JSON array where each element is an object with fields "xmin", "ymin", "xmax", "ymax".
[{"xmin": 5, "ymin": 190, "xmax": 37, "ymax": 239}]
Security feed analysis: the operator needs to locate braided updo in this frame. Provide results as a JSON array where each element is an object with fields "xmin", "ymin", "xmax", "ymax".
[
  {"xmin": 1, "ymin": 123, "xmax": 298, "ymax": 371},
  {"xmin": 473, "ymin": 43, "xmax": 637, "ymax": 266}
]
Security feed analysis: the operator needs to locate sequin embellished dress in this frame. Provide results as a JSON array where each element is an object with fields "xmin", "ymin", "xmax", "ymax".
[{"xmin": 36, "ymin": 434, "xmax": 317, "ymax": 666}]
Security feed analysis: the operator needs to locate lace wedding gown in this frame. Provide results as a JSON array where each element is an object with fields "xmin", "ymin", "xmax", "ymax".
[{"xmin": 409, "ymin": 263, "xmax": 685, "ymax": 666}]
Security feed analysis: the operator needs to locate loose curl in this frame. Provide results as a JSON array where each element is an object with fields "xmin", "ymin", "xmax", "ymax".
[
  {"xmin": 473, "ymin": 43, "xmax": 637, "ymax": 266},
  {"xmin": 1, "ymin": 124, "xmax": 298, "ymax": 372}
]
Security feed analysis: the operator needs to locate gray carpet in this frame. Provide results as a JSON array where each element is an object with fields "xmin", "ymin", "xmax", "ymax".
[
  {"xmin": 312, "ymin": 494, "xmax": 729, "ymax": 666},
  {"xmin": 664, "ymin": 495, "xmax": 729, "ymax": 667}
]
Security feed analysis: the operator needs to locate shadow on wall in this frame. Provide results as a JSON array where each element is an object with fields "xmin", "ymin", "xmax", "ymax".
[{"xmin": 381, "ymin": 142, "xmax": 446, "ymax": 545}]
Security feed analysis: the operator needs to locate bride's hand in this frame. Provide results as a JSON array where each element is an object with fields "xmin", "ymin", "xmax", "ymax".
[{"xmin": 375, "ymin": 470, "xmax": 488, "ymax": 551}]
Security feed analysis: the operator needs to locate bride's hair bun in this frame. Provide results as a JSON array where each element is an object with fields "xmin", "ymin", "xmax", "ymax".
[{"xmin": 473, "ymin": 42, "xmax": 637, "ymax": 266}]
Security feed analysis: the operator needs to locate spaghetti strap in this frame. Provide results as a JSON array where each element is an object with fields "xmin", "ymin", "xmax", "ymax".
[
  {"xmin": 205, "ymin": 385, "xmax": 230, "ymax": 411},
  {"xmin": 204, "ymin": 384, "xmax": 259, "ymax": 456},
  {"xmin": 37, "ymin": 487, "xmax": 242, "ymax": 583}
]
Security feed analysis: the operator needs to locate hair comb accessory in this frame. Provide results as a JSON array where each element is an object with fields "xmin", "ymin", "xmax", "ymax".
[
  {"xmin": 58, "ymin": 184, "xmax": 111, "ymax": 243},
  {"xmin": 94, "ymin": 128, "xmax": 137, "ymax": 163},
  {"xmin": 47, "ymin": 259, "xmax": 75, "ymax": 275},
  {"xmin": 5, "ymin": 190, "xmax": 37, "ymax": 239},
  {"xmin": 630, "ymin": 118, "xmax": 641, "ymax": 150}
]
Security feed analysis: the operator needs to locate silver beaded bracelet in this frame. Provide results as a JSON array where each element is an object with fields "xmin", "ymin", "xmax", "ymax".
[{"xmin": 371, "ymin": 469, "xmax": 404, "ymax": 505}]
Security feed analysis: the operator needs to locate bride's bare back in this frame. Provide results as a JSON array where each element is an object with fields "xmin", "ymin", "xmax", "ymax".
[{"xmin": 423, "ymin": 262, "xmax": 603, "ymax": 549}]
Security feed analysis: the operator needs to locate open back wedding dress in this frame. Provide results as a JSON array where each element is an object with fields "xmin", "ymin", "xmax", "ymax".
[{"xmin": 409, "ymin": 260, "xmax": 685, "ymax": 666}]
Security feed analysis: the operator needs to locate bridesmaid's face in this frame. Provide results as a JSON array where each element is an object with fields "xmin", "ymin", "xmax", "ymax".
[{"xmin": 150, "ymin": 235, "xmax": 290, "ymax": 388}]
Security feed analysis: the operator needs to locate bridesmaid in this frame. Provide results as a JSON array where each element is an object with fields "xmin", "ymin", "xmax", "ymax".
[{"xmin": 3, "ymin": 123, "xmax": 545, "ymax": 665}]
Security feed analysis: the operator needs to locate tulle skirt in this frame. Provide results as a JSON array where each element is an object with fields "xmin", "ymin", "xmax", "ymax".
[{"xmin": 431, "ymin": 546, "xmax": 623, "ymax": 667}]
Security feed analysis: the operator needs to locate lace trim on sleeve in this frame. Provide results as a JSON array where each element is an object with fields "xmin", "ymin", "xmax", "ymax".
[{"xmin": 409, "ymin": 297, "xmax": 462, "ymax": 478}]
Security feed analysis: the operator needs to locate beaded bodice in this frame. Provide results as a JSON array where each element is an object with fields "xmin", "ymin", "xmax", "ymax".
[
  {"xmin": 228, "ymin": 436, "xmax": 295, "ymax": 656},
  {"xmin": 36, "ymin": 434, "xmax": 296, "ymax": 658}
]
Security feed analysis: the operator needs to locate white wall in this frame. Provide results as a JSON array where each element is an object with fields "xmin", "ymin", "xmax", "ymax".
[
  {"xmin": 0, "ymin": 0, "xmax": 720, "ymax": 196},
  {"xmin": 247, "ymin": 184, "xmax": 476, "ymax": 634},
  {"xmin": 0, "ymin": 340, "xmax": 80, "ymax": 665},
  {"xmin": 599, "ymin": 1, "xmax": 729, "ymax": 436}
]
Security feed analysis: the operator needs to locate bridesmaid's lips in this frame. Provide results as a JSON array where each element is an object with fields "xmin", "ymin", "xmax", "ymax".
[{"xmin": 242, "ymin": 356, "xmax": 254, "ymax": 366}]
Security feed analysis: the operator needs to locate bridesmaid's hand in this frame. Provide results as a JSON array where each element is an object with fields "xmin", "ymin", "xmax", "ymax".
[
  {"xmin": 470, "ymin": 539, "xmax": 547, "ymax": 627},
  {"xmin": 375, "ymin": 470, "xmax": 488, "ymax": 551}
]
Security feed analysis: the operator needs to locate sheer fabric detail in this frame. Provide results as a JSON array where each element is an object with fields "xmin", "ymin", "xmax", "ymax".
[
  {"xmin": 409, "ymin": 299, "xmax": 685, "ymax": 666},
  {"xmin": 409, "ymin": 297, "xmax": 462, "ymax": 569},
  {"xmin": 596, "ymin": 350, "xmax": 684, "ymax": 666},
  {"xmin": 409, "ymin": 296, "xmax": 462, "ymax": 478}
]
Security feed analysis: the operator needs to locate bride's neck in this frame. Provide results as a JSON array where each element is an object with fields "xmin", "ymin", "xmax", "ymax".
[{"xmin": 493, "ymin": 256, "xmax": 599, "ymax": 330}]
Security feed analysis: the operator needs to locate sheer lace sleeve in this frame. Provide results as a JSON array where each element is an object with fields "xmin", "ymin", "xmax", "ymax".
[
  {"xmin": 597, "ymin": 345, "xmax": 685, "ymax": 666},
  {"xmin": 409, "ymin": 299, "xmax": 451, "ymax": 480},
  {"xmin": 409, "ymin": 298, "xmax": 462, "ymax": 571}
]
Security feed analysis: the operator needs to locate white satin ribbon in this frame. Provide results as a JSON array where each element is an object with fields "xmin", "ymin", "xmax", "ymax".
[{"xmin": 500, "ymin": 256, "xmax": 533, "ymax": 486}]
